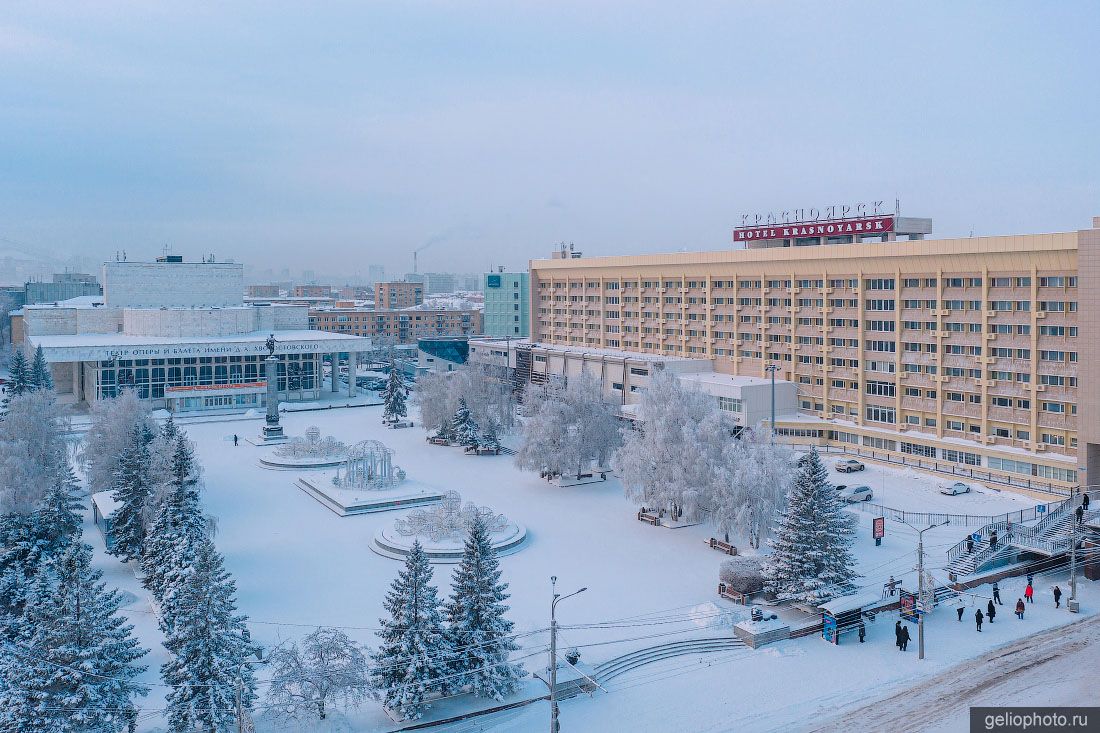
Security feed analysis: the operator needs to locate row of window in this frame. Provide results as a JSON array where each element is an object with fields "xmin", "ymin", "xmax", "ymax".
[{"xmin": 544, "ymin": 275, "xmax": 1077, "ymax": 291}]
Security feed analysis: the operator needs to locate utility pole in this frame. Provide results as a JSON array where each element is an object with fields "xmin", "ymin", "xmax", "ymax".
[
  {"xmin": 903, "ymin": 519, "xmax": 948, "ymax": 660},
  {"xmin": 765, "ymin": 363, "xmax": 778, "ymax": 444},
  {"xmin": 549, "ymin": 576, "xmax": 586, "ymax": 733}
]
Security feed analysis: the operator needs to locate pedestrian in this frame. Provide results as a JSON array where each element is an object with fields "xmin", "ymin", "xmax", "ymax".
[
  {"xmin": 975, "ymin": 608, "xmax": 984, "ymax": 632},
  {"xmin": 899, "ymin": 625, "xmax": 910, "ymax": 651},
  {"xmin": 966, "ymin": 536, "xmax": 974, "ymax": 553},
  {"xmin": 1076, "ymin": 505, "xmax": 1085, "ymax": 524},
  {"xmin": 992, "ymin": 582, "xmax": 1003, "ymax": 605},
  {"xmin": 1026, "ymin": 573, "xmax": 1034, "ymax": 587},
  {"xmin": 895, "ymin": 620, "xmax": 902, "ymax": 649},
  {"xmin": 233, "ymin": 434, "xmax": 238, "ymax": 447},
  {"xmin": 1015, "ymin": 599, "xmax": 1025, "ymax": 619},
  {"xmin": 987, "ymin": 599, "xmax": 996, "ymax": 624},
  {"xmin": 990, "ymin": 529, "xmax": 998, "ymax": 549},
  {"xmin": 1053, "ymin": 585, "xmax": 1062, "ymax": 608},
  {"xmin": 858, "ymin": 620, "xmax": 866, "ymax": 643},
  {"xmin": 1025, "ymin": 583, "xmax": 1034, "ymax": 603},
  {"xmin": 1083, "ymin": 492, "xmax": 1090, "ymax": 511},
  {"xmin": 957, "ymin": 600, "xmax": 965, "ymax": 622}
]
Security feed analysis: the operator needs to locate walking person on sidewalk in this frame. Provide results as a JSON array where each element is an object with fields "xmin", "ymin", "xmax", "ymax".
[
  {"xmin": 233, "ymin": 433, "xmax": 238, "ymax": 446},
  {"xmin": 1025, "ymin": 582, "xmax": 1034, "ymax": 603},
  {"xmin": 975, "ymin": 608, "xmax": 984, "ymax": 632},
  {"xmin": 990, "ymin": 529, "xmax": 998, "ymax": 549},
  {"xmin": 992, "ymin": 582, "xmax": 1003, "ymax": 605},
  {"xmin": 957, "ymin": 599, "xmax": 965, "ymax": 621},
  {"xmin": 986, "ymin": 599, "xmax": 996, "ymax": 624},
  {"xmin": 894, "ymin": 621, "xmax": 903, "ymax": 650},
  {"xmin": 899, "ymin": 625, "xmax": 910, "ymax": 651},
  {"xmin": 1054, "ymin": 585, "xmax": 1062, "ymax": 608},
  {"xmin": 966, "ymin": 536, "xmax": 974, "ymax": 553},
  {"xmin": 1015, "ymin": 598, "xmax": 1025, "ymax": 619}
]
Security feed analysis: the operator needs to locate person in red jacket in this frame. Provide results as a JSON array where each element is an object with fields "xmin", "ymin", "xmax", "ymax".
[
  {"xmin": 1025, "ymin": 583, "xmax": 1034, "ymax": 603},
  {"xmin": 1015, "ymin": 598, "xmax": 1025, "ymax": 619}
]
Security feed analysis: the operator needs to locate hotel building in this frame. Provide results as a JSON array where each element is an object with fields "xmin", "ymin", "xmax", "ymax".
[{"xmin": 527, "ymin": 215, "xmax": 1100, "ymax": 492}]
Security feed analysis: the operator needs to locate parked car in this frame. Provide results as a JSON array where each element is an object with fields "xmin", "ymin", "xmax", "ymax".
[
  {"xmin": 940, "ymin": 482, "xmax": 972, "ymax": 496},
  {"xmin": 834, "ymin": 459, "xmax": 865, "ymax": 473},
  {"xmin": 833, "ymin": 484, "xmax": 848, "ymax": 493},
  {"xmin": 837, "ymin": 485, "xmax": 873, "ymax": 502}
]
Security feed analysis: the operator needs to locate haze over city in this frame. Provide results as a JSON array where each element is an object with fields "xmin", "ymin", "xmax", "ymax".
[{"xmin": 3, "ymin": 1, "xmax": 1098, "ymax": 277}]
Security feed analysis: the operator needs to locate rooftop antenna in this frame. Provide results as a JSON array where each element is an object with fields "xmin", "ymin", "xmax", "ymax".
[{"xmin": 895, "ymin": 198, "xmax": 900, "ymax": 216}]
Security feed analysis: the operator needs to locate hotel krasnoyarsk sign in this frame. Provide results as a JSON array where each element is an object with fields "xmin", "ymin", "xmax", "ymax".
[{"xmin": 733, "ymin": 201, "xmax": 895, "ymax": 242}]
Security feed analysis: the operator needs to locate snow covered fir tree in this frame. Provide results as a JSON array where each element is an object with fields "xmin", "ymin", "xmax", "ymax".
[
  {"xmin": 762, "ymin": 448, "xmax": 859, "ymax": 603},
  {"xmin": 382, "ymin": 361, "xmax": 408, "ymax": 423},
  {"xmin": 108, "ymin": 425, "xmax": 158, "ymax": 563},
  {"xmin": 371, "ymin": 540, "xmax": 451, "ymax": 720},
  {"xmin": 1, "ymin": 348, "xmax": 29, "ymax": 411},
  {"xmin": 29, "ymin": 345, "xmax": 53, "ymax": 392},
  {"xmin": 161, "ymin": 535, "xmax": 258, "ymax": 733},
  {"xmin": 451, "ymin": 398, "xmax": 479, "ymax": 448},
  {"xmin": 445, "ymin": 514, "xmax": 523, "ymax": 700}
]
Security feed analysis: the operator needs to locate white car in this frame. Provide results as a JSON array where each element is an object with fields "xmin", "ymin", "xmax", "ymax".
[
  {"xmin": 940, "ymin": 482, "xmax": 972, "ymax": 496},
  {"xmin": 834, "ymin": 459, "xmax": 865, "ymax": 473},
  {"xmin": 837, "ymin": 485, "xmax": 873, "ymax": 502}
]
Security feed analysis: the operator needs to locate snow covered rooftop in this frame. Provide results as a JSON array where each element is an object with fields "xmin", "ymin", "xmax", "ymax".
[
  {"xmin": 819, "ymin": 588, "xmax": 889, "ymax": 614},
  {"xmin": 678, "ymin": 372, "xmax": 789, "ymax": 389},
  {"xmin": 526, "ymin": 340, "xmax": 700, "ymax": 363},
  {"xmin": 91, "ymin": 490, "xmax": 122, "ymax": 518},
  {"xmin": 23, "ymin": 295, "xmax": 106, "ymax": 309}
]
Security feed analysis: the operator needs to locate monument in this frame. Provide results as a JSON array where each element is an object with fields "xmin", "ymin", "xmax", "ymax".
[{"xmin": 259, "ymin": 333, "xmax": 287, "ymax": 444}]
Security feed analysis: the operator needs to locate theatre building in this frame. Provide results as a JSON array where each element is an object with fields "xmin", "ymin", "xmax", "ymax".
[
  {"xmin": 529, "ymin": 213, "xmax": 1100, "ymax": 494},
  {"xmin": 21, "ymin": 257, "xmax": 371, "ymax": 413}
]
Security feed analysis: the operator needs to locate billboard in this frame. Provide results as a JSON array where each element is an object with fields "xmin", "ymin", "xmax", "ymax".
[{"xmin": 733, "ymin": 215, "xmax": 895, "ymax": 243}]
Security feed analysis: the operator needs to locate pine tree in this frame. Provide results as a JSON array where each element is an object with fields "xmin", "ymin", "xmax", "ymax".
[
  {"xmin": 0, "ymin": 540, "xmax": 148, "ymax": 733},
  {"xmin": 37, "ymin": 455, "xmax": 84, "ymax": 555},
  {"xmin": 5, "ymin": 348, "xmax": 30, "ymax": 402},
  {"xmin": 451, "ymin": 398, "xmax": 479, "ymax": 448},
  {"xmin": 29, "ymin": 345, "xmax": 53, "ymax": 391},
  {"xmin": 110, "ymin": 426, "xmax": 157, "ymax": 563},
  {"xmin": 445, "ymin": 514, "xmax": 522, "ymax": 700},
  {"xmin": 142, "ymin": 433, "xmax": 207, "ymax": 624},
  {"xmin": 477, "ymin": 420, "xmax": 502, "ymax": 454},
  {"xmin": 371, "ymin": 540, "xmax": 450, "ymax": 720},
  {"xmin": 762, "ymin": 448, "xmax": 859, "ymax": 604},
  {"xmin": 382, "ymin": 361, "xmax": 407, "ymax": 422},
  {"xmin": 161, "ymin": 536, "xmax": 257, "ymax": 733}
]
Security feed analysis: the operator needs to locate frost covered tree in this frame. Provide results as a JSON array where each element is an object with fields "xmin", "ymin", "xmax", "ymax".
[
  {"xmin": 413, "ymin": 370, "xmax": 459, "ymax": 438},
  {"xmin": 712, "ymin": 428, "xmax": 795, "ymax": 549},
  {"xmin": 109, "ymin": 426, "xmax": 159, "ymax": 563},
  {"xmin": 266, "ymin": 628, "xmax": 370, "ymax": 723},
  {"xmin": 80, "ymin": 389, "xmax": 156, "ymax": 495},
  {"xmin": 477, "ymin": 420, "xmax": 502, "ymax": 453},
  {"xmin": 445, "ymin": 514, "xmax": 522, "ymax": 700},
  {"xmin": 515, "ymin": 374, "xmax": 621, "ymax": 479},
  {"xmin": 415, "ymin": 365, "xmax": 516, "ymax": 439},
  {"xmin": 28, "ymin": 345, "xmax": 53, "ymax": 391},
  {"xmin": 383, "ymin": 361, "xmax": 408, "ymax": 422},
  {"xmin": 161, "ymin": 536, "xmax": 257, "ymax": 733},
  {"xmin": 614, "ymin": 371, "xmax": 730, "ymax": 519},
  {"xmin": 142, "ymin": 432, "xmax": 208, "ymax": 624},
  {"xmin": 371, "ymin": 540, "xmax": 451, "ymax": 720},
  {"xmin": 451, "ymin": 398, "xmax": 480, "ymax": 447},
  {"xmin": 0, "ymin": 540, "xmax": 148, "ymax": 733},
  {"xmin": 762, "ymin": 448, "xmax": 858, "ymax": 603}
]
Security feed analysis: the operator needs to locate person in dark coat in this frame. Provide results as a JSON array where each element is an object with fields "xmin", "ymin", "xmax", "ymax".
[
  {"xmin": 1015, "ymin": 599, "xmax": 1025, "ymax": 619},
  {"xmin": 1076, "ymin": 505, "xmax": 1085, "ymax": 524},
  {"xmin": 957, "ymin": 601, "xmax": 965, "ymax": 621},
  {"xmin": 1025, "ymin": 583, "xmax": 1034, "ymax": 603},
  {"xmin": 1054, "ymin": 585, "xmax": 1062, "ymax": 608},
  {"xmin": 233, "ymin": 434, "xmax": 238, "ymax": 446},
  {"xmin": 992, "ymin": 582, "xmax": 1003, "ymax": 605},
  {"xmin": 975, "ymin": 608, "xmax": 984, "ymax": 631},
  {"xmin": 1084, "ymin": 492, "xmax": 1091, "ymax": 511},
  {"xmin": 987, "ymin": 599, "xmax": 996, "ymax": 623},
  {"xmin": 858, "ymin": 620, "xmax": 866, "ymax": 643},
  {"xmin": 895, "ymin": 620, "xmax": 903, "ymax": 649},
  {"xmin": 990, "ymin": 529, "xmax": 998, "ymax": 549},
  {"xmin": 966, "ymin": 536, "xmax": 974, "ymax": 553},
  {"xmin": 899, "ymin": 625, "xmax": 910, "ymax": 651}
]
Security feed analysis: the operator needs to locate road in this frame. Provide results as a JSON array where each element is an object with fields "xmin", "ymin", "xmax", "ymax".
[{"xmin": 807, "ymin": 612, "xmax": 1100, "ymax": 733}]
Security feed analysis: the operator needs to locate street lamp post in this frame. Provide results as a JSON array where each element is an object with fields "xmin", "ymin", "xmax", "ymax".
[
  {"xmin": 901, "ymin": 519, "xmax": 949, "ymax": 660},
  {"xmin": 549, "ymin": 576, "xmax": 586, "ymax": 733}
]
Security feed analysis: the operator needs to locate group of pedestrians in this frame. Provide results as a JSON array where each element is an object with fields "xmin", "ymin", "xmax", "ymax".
[
  {"xmin": 894, "ymin": 620, "xmax": 911, "ymax": 651},
  {"xmin": 957, "ymin": 575, "xmax": 1065, "ymax": 631}
]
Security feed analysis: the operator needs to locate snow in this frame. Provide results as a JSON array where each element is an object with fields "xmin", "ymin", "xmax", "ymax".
[
  {"xmin": 90, "ymin": 490, "xmax": 122, "ymax": 518},
  {"xmin": 72, "ymin": 401, "xmax": 1096, "ymax": 732}
]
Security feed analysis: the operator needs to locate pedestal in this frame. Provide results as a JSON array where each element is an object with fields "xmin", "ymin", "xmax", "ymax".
[{"xmin": 258, "ymin": 355, "xmax": 287, "ymax": 444}]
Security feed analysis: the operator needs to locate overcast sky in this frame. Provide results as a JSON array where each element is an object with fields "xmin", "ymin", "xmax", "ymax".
[{"xmin": 2, "ymin": 2, "xmax": 1097, "ymax": 278}]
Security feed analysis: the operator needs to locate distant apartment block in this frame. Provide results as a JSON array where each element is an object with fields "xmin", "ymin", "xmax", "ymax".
[
  {"xmin": 375, "ymin": 281, "xmax": 424, "ymax": 309},
  {"xmin": 247, "ymin": 284, "xmax": 282, "ymax": 298},
  {"xmin": 310, "ymin": 305, "xmax": 481, "ymax": 344},
  {"xmin": 293, "ymin": 284, "xmax": 334, "ymax": 298}
]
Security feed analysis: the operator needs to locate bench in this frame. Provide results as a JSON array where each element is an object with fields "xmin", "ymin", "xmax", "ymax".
[
  {"xmin": 471, "ymin": 447, "xmax": 500, "ymax": 455},
  {"xmin": 428, "ymin": 437, "xmax": 450, "ymax": 446},
  {"xmin": 389, "ymin": 421, "xmax": 413, "ymax": 429},
  {"xmin": 708, "ymin": 538, "xmax": 737, "ymax": 556},
  {"xmin": 637, "ymin": 511, "xmax": 661, "ymax": 526}
]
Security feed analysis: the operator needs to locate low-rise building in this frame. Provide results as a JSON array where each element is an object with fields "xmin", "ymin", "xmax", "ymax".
[{"xmin": 310, "ymin": 305, "xmax": 481, "ymax": 344}]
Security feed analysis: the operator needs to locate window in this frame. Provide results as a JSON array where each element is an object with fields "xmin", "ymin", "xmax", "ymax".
[
  {"xmin": 717, "ymin": 396, "xmax": 742, "ymax": 412},
  {"xmin": 862, "ymin": 436, "xmax": 896, "ymax": 450},
  {"xmin": 901, "ymin": 441, "xmax": 936, "ymax": 458},
  {"xmin": 865, "ymin": 405, "xmax": 896, "ymax": 424},
  {"xmin": 943, "ymin": 449, "xmax": 981, "ymax": 466}
]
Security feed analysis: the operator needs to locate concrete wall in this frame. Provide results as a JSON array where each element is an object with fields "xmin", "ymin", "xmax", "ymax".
[
  {"xmin": 1078, "ymin": 220, "xmax": 1100, "ymax": 488},
  {"xmin": 103, "ymin": 261, "xmax": 244, "ymax": 308}
]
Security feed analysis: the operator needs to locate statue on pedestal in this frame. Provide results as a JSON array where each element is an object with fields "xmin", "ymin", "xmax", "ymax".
[{"xmin": 259, "ymin": 333, "xmax": 286, "ymax": 442}]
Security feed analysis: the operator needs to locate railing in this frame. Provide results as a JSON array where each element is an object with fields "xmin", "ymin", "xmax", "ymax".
[
  {"xmin": 947, "ymin": 520, "xmax": 1011, "ymax": 561},
  {"xmin": 806, "ymin": 444, "xmax": 1074, "ymax": 497},
  {"xmin": 853, "ymin": 499, "xmax": 1065, "ymax": 531}
]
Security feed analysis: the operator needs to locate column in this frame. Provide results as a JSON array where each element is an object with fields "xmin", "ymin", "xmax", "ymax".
[
  {"xmin": 348, "ymin": 352, "xmax": 357, "ymax": 397},
  {"xmin": 331, "ymin": 353, "xmax": 340, "ymax": 393}
]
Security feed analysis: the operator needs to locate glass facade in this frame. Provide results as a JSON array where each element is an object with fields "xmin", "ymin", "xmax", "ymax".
[{"xmin": 91, "ymin": 353, "xmax": 321, "ymax": 404}]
